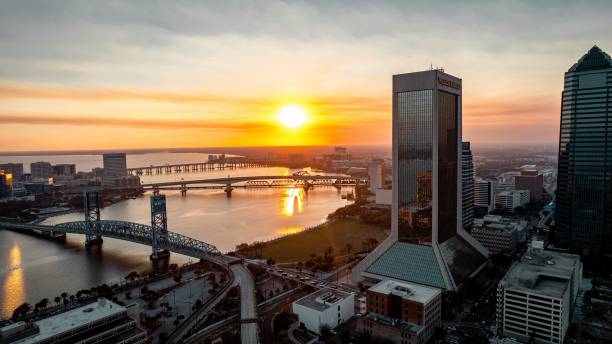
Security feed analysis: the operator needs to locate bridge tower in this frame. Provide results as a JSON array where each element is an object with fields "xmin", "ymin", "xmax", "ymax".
[
  {"xmin": 84, "ymin": 191, "xmax": 103, "ymax": 247},
  {"xmin": 150, "ymin": 192, "xmax": 170, "ymax": 260}
]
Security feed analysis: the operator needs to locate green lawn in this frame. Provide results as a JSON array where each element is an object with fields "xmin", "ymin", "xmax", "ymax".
[{"xmin": 251, "ymin": 218, "xmax": 389, "ymax": 263}]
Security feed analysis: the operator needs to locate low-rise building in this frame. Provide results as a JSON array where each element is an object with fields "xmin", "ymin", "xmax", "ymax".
[
  {"xmin": 292, "ymin": 288, "xmax": 354, "ymax": 334},
  {"xmin": 496, "ymin": 190, "xmax": 530, "ymax": 212},
  {"xmin": 30, "ymin": 162, "xmax": 53, "ymax": 180},
  {"xmin": 496, "ymin": 242, "xmax": 582, "ymax": 344},
  {"xmin": 0, "ymin": 298, "xmax": 146, "ymax": 344},
  {"xmin": 358, "ymin": 280, "xmax": 442, "ymax": 344},
  {"xmin": 471, "ymin": 215, "xmax": 529, "ymax": 255}
]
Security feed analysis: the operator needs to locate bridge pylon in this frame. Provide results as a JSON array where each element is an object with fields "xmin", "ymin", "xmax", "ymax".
[
  {"xmin": 84, "ymin": 191, "xmax": 103, "ymax": 247},
  {"xmin": 150, "ymin": 193, "xmax": 170, "ymax": 260}
]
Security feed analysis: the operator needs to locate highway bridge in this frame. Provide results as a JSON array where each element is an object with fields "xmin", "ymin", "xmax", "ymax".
[
  {"xmin": 128, "ymin": 157, "xmax": 281, "ymax": 175},
  {"xmin": 141, "ymin": 172, "xmax": 366, "ymax": 196}
]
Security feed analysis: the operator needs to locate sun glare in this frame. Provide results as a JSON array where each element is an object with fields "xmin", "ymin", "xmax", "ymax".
[{"xmin": 278, "ymin": 105, "xmax": 307, "ymax": 128}]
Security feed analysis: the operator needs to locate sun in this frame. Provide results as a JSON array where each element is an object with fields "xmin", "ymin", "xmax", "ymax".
[{"xmin": 278, "ymin": 105, "xmax": 307, "ymax": 128}]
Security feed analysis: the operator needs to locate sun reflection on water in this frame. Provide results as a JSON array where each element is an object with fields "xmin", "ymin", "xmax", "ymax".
[
  {"xmin": 281, "ymin": 188, "xmax": 304, "ymax": 217},
  {"xmin": 2, "ymin": 244, "xmax": 26, "ymax": 319}
]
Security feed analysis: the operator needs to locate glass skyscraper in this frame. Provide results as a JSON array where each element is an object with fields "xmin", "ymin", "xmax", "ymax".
[
  {"xmin": 555, "ymin": 46, "xmax": 612, "ymax": 257},
  {"xmin": 353, "ymin": 70, "xmax": 487, "ymax": 291}
]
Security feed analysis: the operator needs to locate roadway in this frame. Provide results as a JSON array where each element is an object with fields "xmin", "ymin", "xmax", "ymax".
[
  {"xmin": 230, "ymin": 263, "xmax": 259, "ymax": 344},
  {"xmin": 141, "ymin": 174, "xmax": 360, "ymax": 187}
]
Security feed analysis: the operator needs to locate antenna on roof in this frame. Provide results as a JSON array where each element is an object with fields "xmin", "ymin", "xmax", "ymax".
[{"xmin": 430, "ymin": 63, "xmax": 433, "ymax": 70}]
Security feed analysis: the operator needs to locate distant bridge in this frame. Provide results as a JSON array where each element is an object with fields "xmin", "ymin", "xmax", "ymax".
[
  {"xmin": 128, "ymin": 157, "xmax": 282, "ymax": 176},
  {"xmin": 141, "ymin": 173, "xmax": 366, "ymax": 196}
]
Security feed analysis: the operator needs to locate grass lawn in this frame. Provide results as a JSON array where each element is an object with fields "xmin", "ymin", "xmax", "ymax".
[{"xmin": 253, "ymin": 218, "xmax": 389, "ymax": 263}]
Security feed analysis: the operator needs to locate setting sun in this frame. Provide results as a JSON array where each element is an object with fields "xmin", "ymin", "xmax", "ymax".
[{"xmin": 278, "ymin": 105, "xmax": 307, "ymax": 128}]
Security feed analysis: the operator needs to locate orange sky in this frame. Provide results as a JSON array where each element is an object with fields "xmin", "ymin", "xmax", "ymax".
[{"xmin": 1, "ymin": 1, "xmax": 611, "ymax": 152}]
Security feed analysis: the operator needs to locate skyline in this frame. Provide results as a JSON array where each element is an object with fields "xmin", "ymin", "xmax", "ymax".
[{"xmin": 1, "ymin": 1, "xmax": 612, "ymax": 151}]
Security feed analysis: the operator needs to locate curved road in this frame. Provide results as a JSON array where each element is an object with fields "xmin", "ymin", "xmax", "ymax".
[{"xmin": 230, "ymin": 264, "xmax": 259, "ymax": 344}]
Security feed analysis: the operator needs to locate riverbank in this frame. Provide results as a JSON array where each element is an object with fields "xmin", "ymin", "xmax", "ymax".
[{"xmin": 236, "ymin": 218, "xmax": 388, "ymax": 264}]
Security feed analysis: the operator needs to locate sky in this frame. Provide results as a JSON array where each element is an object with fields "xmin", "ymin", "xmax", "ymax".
[{"xmin": 1, "ymin": 0, "xmax": 611, "ymax": 152}]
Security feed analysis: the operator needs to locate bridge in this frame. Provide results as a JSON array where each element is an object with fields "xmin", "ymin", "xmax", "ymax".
[
  {"xmin": 142, "ymin": 172, "xmax": 366, "ymax": 197},
  {"xmin": 0, "ymin": 191, "xmax": 260, "ymax": 343},
  {"xmin": 128, "ymin": 157, "xmax": 281, "ymax": 176}
]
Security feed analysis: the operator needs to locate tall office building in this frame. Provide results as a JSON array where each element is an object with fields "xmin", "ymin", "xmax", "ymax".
[
  {"xmin": 474, "ymin": 178, "xmax": 496, "ymax": 212},
  {"xmin": 30, "ymin": 162, "xmax": 53, "ymax": 180},
  {"xmin": 368, "ymin": 159, "xmax": 384, "ymax": 194},
  {"xmin": 555, "ymin": 46, "xmax": 612, "ymax": 257},
  {"xmin": 462, "ymin": 142, "xmax": 475, "ymax": 230},
  {"xmin": 353, "ymin": 70, "xmax": 487, "ymax": 291},
  {"xmin": 102, "ymin": 153, "xmax": 127, "ymax": 187},
  {"xmin": 515, "ymin": 165, "xmax": 543, "ymax": 202}
]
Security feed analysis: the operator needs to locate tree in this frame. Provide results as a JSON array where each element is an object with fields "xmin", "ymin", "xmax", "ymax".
[
  {"xmin": 344, "ymin": 243, "xmax": 353, "ymax": 254},
  {"xmin": 324, "ymin": 246, "xmax": 334, "ymax": 257},
  {"xmin": 266, "ymin": 257, "xmax": 276, "ymax": 266},
  {"xmin": 173, "ymin": 274, "xmax": 182, "ymax": 283},
  {"xmin": 54, "ymin": 296, "xmax": 61, "ymax": 306},
  {"xmin": 12, "ymin": 303, "xmax": 31, "ymax": 321},
  {"xmin": 319, "ymin": 324, "xmax": 333, "ymax": 341}
]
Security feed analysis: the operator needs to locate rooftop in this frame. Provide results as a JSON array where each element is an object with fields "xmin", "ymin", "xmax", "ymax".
[
  {"xmin": 12, "ymin": 299, "xmax": 126, "ymax": 344},
  {"xmin": 369, "ymin": 280, "xmax": 440, "ymax": 304},
  {"xmin": 365, "ymin": 242, "xmax": 446, "ymax": 289},
  {"xmin": 502, "ymin": 249, "xmax": 581, "ymax": 299},
  {"xmin": 568, "ymin": 45, "xmax": 612, "ymax": 72},
  {"xmin": 294, "ymin": 288, "xmax": 353, "ymax": 312},
  {"xmin": 365, "ymin": 313, "xmax": 424, "ymax": 334}
]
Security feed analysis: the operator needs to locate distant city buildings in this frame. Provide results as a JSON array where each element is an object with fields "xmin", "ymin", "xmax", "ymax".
[
  {"xmin": 474, "ymin": 178, "xmax": 496, "ymax": 212},
  {"xmin": 30, "ymin": 161, "xmax": 53, "ymax": 180},
  {"xmin": 555, "ymin": 45, "xmax": 612, "ymax": 258},
  {"xmin": 462, "ymin": 141, "xmax": 475, "ymax": 230},
  {"xmin": 358, "ymin": 280, "xmax": 442, "ymax": 344},
  {"xmin": 0, "ymin": 163, "xmax": 23, "ymax": 181},
  {"xmin": 292, "ymin": 288, "xmax": 354, "ymax": 334},
  {"xmin": 514, "ymin": 165, "xmax": 543, "ymax": 202},
  {"xmin": 368, "ymin": 159, "xmax": 384, "ymax": 194},
  {"xmin": 496, "ymin": 242, "xmax": 582, "ymax": 344},
  {"xmin": 52, "ymin": 163, "xmax": 76, "ymax": 176},
  {"xmin": 0, "ymin": 170, "xmax": 13, "ymax": 198},
  {"xmin": 496, "ymin": 190, "xmax": 530, "ymax": 212},
  {"xmin": 0, "ymin": 298, "xmax": 146, "ymax": 343},
  {"xmin": 353, "ymin": 70, "xmax": 487, "ymax": 291},
  {"xmin": 471, "ymin": 215, "xmax": 528, "ymax": 255}
]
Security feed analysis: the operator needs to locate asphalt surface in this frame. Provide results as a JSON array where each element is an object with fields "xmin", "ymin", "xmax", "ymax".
[{"xmin": 230, "ymin": 264, "xmax": 259, "ymax": 344}]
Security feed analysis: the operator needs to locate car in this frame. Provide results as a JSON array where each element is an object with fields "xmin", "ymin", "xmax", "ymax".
[
  {"xmin": 289, "ymin": 274, "xmax": 297, "ymax": 278},
  {"xmin": 319, "ymin": 283, "xmax": 326, "ymax": 287},
  {"xmin": 281, "ymin": 273, "xmax": 288, "ymax": 276}
]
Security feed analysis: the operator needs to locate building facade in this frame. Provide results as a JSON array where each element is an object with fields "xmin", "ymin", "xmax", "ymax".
[
  {"xmin": 292, "ymin": 288, "xmax": 354, "ymax": 334},
  {"xmin": 555, "ymin": 46, "xmax": 612, "ymax": 257},
  {"xmin": 352, "ymin": 70, "xmax": 487, "ymax": 291},
  {"xmin": 474, "ymin": 178, "xmax": 496, "ymax": 212},
  {"xmin": 515, "ymin": 165, "xmax": 543, "ymax": 202},
  {"xmin": 52, "ymin": 164, "xmax": 76, "ymax": 176},
  {"xmin": 102, "ymin": 153, "xmax": 128, "ymax": 187},
  {"xmin": 0, "ymin": 298, "xmax": 146, "ymax": 344},
  {"xmin": 358, "ymin": 280, "xmax": 441, "ymax": 344},
  {"xmin": 462, "ymin": 141, "xmax": 475, "ymax": 230},
  {"xmin": 496, "ymin": 244, "xmax": 582, "ymax": 344},
  {"xmin": 30, "ymin": 162, "xmax": 53, "ymax": 180},
  {"xmin": 471, "ymin": 215, "xmax": 528, "ymax": 255},
  {"xmin": 0, "ymin": 163, "xmax": 23, "ymax": 181},
  {"xmin": 368, "ymin": 159, "xmax": 384, "ymax": 194},
  {"xmin": 496, "ymin": 190, "xmax": 530, "ymax": 212}
]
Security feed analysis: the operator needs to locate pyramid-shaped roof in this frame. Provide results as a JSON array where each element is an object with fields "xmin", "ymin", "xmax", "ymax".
[{"xmin": 568, "ymin": 45, "xmax": 612, "ymax": 72}]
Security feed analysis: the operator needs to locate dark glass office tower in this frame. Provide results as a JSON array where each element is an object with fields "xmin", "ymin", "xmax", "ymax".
[
  {"xmin": 555, "ymin": 46, "xmax": 612, "ymax": 257},
  {"xmin": 353, "ymin": 70, "xmax": 487, "ymax": 291},
  {"xmin": 462, "ymin": 142, "xmax": 475, "ymax": 231}
]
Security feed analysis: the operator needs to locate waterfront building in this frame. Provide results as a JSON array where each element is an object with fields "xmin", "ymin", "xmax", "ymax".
[
  {"xmin": 368, "ymin": 159, "xmax": 384, "ymax": 194},
  {"xmin": 471, "ymin": 215, "xmax": 528, "ymax": 255},
  {"xmin": 52, "ymin": 164, "xmax": 76, "ymax": 176},
  {"xmin": 0, "ymin": 298, "xmax": 147, "ymax": 344},
  {"xmin": 30, "ymin": 162, "xmax": 52, "ymax": 180},
  {"xmin": 462, "ymin": 141, "xmax": 475, "ymax": 230},
  {"xmin": 496, "ymin": 242, "xmax": 582, "ymax": 344},
  {"xmin": 102, "ymin": 153, "xmax": 127, "ymax": 187},
  {"xmin": 352, "ymin": 70, "xmax": 488, "ymax": 291},
  {"xmin": 292, "ymin": 288, "xmax": 354, "ymax": 334},
  {"xmin": 475, "ymin": 178, "xmax": 496, "ymax": 212},
  {"xmin": 0, "ymin": 163, "xmax": 23, "ymax": 181},
  {"xmin": 358, "ymin": 280, "xmax": 441, "ymax": 344},
  {"xmin": 555, "ymin": 45, "xmax": 612, "ymax": 258},
  {"xmin": 0, "ymin": 170, "xmax": 13, "ymax": 198},
  {"xmin": 496, "ymin": 190, "xmax": 530, "ymax": 212},
  {"xmin": 515, "ymin": 165, "xmax": 543, "ymax": 202}
]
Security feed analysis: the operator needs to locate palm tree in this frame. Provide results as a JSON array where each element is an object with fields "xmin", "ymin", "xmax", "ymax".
[{"xmin": 54, "ymin": 296, "xmax": 61, "ymax": 306}]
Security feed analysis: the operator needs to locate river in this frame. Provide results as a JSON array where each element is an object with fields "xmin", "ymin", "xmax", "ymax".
[{"xmin": 0, "ymin": 152, "xmax": 352, "ymax": 319}]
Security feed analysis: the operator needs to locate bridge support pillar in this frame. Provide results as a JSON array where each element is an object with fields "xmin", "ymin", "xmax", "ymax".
[
  {"xmin": 180, "ymin": 183, "xmax": 187, "ymax": 197},
  {"xmin": 151, "ymin": 193, "xmax": 170, "ymax": 260},
  {"xmin": 84, "ymin": 191, "xmax": 103, "ymax": 247},
  {"xmin": 224, "ymin": 184, "xmax": 234, "ymax": 197},
  {"xmin": 303, "ymin": 181, "xmax": 313, "ymax": 192}
]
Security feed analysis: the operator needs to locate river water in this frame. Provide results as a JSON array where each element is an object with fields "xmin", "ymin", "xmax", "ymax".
[{"xmin": 0, "ymin": 152, "xmax": 352, "ymax": 318}]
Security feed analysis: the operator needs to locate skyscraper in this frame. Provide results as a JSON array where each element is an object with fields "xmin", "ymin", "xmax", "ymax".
[
  {"xmin": 103, "ymin": 153, "xmax": 127, "ymax": 187},
  {"xmin": 353, "ymin": 70, "xmax": 487, "ymax": 291},
  {"xmin": 555, "ymin": 46, "xmax": 612, "ymax": 257},
  {"xmin": 462, "ymin": 142, "xmax": 475, "ymax": 230}
]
